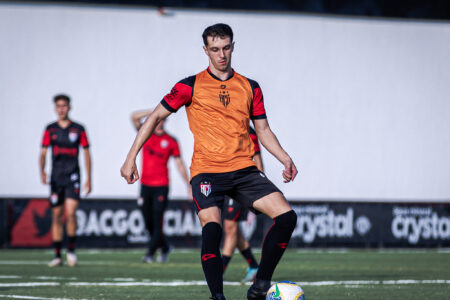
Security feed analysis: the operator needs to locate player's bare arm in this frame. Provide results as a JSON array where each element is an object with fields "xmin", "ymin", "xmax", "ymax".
[
  {"xmin": 131, "ymin": 109, "xmax": 153, "ymax": 131},
  {"xmin": 39, "ymin": 147, "xmax": 48, "ymax": 185},
  {"xmin": 83, "ymin": 148, "xmax": 92, "ymax": 195},
  {"xmin": 253, "ymin": 153, "xmax": 264, "ymax": 173},
  {"xmin": 174, "ymin": 156, "xmax": 193, "ymax": 200},
  {"xmin": 253, "ymin": 118, "xmax": 298, "ymax": 183},
  {"xmin": 121, "ymin": 104, "xmax": 172, "ymax": 184}
]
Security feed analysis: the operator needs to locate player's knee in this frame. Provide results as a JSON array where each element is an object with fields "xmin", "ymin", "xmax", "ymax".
[
  {"xmin": 224, "ymin": 221, "xmax": 237, "ymax": 234},
  {"xmin": 274, "ymin": 210, "xmax": 297, "ymax": 233},
  {"xmin": 53, "ymin": 213, "xmax": 64, "ymax": 224},
  {"xmin": 202, "ymin": 222, "xmax": 222, "ymax": 237}
]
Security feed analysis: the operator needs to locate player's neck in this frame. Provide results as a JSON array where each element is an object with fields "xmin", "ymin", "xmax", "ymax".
[
  {"xmin": 208, "ymin": 64, "xmax": 233, "ymax": 81},
  {"xmin": 57, "ymin": 118, "xmax": 71, "ymax": 128}
]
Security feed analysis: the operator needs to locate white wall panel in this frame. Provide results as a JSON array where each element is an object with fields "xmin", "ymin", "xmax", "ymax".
[{"xmin": 0, "ymin": 4, "xmax": 449, "ymax": 201}]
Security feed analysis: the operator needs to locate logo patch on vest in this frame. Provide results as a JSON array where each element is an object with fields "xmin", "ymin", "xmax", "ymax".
[{"xmin": 219, "ymin": 85, "xmax": 230, "ymax": 108}]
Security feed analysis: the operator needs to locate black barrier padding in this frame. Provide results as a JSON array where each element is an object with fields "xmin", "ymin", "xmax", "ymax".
[{"xmin": 1, "ymin": 198, "xmax": 449, "ymax": 248}]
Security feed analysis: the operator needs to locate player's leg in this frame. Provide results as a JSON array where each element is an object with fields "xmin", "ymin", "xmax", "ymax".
[
  {"xmin": 248, "ymin": 192, "xmax": 296, "ymax": 300},
  {"xmin": 222, "ymin": 219, "xmax": 238, "ymax": 274},
  {"xmin": 191, "ymin": 173, "xmax": 227, "ymax": 300},
  {"xmin": 198, "ymin": 207, "xmax": 225, "ymax": 300},
  {"xmin": 49, "ymin": 205, "xmax": 64, "ymax": 266},
  {"xmin": 153, "ymin": 187, "xmax": 171, "ymax": 263},
  {"xmin": 229, "ymin": 167, "xmax": 296, "ymax": 299},
  {"xmin": 222, "ymin": 197, "xmax": 240, "ymax": 275},
  {"xmin": 48, "ymin": 186, "xmax": 64, "ymax": 267},
  {"xmin": 148, "ymin": 187, "xmax": 168, "ymax": 259},
  {"xmin": 140, "ymin": 185, "xmax": 154, "ymax": 262},
  {"xmin": 236, "ymin": 228, "xmax": 259, "ymax": 282},
  {"xmin": 64, "ymin": 180, "xmax": 81, "ymax": 267},
  {"xmin": 65, "ymin": 197, "xmax": 79, "ymax": 266}
]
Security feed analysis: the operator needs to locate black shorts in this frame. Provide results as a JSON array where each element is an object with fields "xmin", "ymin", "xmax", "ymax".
[
  {"xmin": 139, "ymin": 185, "xmax": 169, "ymax": 208},
  {"xmin": 191, "ymin": 166, "xmax": 281, "ymax": 214},
  {"xmin": 223, "ymin": 197, "xmax": 249, "ymax": 221},
  {"xmin": 50, "ymin": 181, "xmax": 80, "ymax": 207}
]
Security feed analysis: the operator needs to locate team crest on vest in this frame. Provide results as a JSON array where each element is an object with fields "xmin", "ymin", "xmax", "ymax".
[
  {"xmin": 200, "ymin": 181, "xmax": 212, "ymax": 197},
  {"xmin": 68, "ymin": 132, "xmax": 78, "ymax": 143},
  {"xmin": 219, "ymin": 85, "xmax": 230, "ymax": 108}
]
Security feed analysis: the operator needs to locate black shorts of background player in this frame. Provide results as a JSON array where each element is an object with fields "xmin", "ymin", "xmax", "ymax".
[
  {"xmin": 40, "ymin": 94, "xmax": 92, "ymax": 267},
  {"xmin": 222, "ymin": 127, "xmax": 263, "ymax": 282},
  {"xmin": 131, "ymin": 109, "xmax": 191, "ymax": 263}
]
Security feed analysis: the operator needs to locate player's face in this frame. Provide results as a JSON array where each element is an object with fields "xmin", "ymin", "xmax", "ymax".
[
  {"xmin": 155, "ymin": 119, "xmax": 165, "ymax": 135},
  {"xmin": 203, "ymin": 36, "xmax": 234, "ymax": 72},
  {"xmin": 54, "ymin": 99, "xmax": 70, "ymax": 120}
]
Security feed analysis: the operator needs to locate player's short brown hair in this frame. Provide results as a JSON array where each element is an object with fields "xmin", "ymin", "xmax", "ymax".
[
  {"xmin": 53, "ymin": 94, "xmax": 71, "ymax": 104},
  {"xmin": 202, "ymin": 23, "xmax": 233, "ymax": 46}
]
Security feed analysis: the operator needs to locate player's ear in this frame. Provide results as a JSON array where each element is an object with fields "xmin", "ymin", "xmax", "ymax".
[
  {"xmin": 231, "ymin": 41, "xmax": 235, "ymax": 52},
  {"xmin": 203, "ymin": 45, "xmax": 209, "ymax": 56}
]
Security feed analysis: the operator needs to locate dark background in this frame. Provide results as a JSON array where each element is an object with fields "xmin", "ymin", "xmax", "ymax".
[{"xmin": 2, "ymin": 0, "xmax": 450, "ymax": 20}]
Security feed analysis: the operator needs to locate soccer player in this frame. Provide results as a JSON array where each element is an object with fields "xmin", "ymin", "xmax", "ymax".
[
  {"xmin": 131, "ymin": 109, "xmax": 191, "ymax": 263},
  {"xmin": 121, "ymin": 24, "xmax": 298, "ymax": 300},
  {"xmin": 40, "ymin": 94, "xmax": 91, "ymax": 267},
  {"xmin": 222, "ymin": 127, "xmax": 262, "ymax": 282}
]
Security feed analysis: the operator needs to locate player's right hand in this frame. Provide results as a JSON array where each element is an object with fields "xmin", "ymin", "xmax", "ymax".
[
  {"xmin": 41, "ymin": 172, "xmax": 48, "ymax": 185},
  {"xmin": 120, "ymin": 159, "xmax": 139, "ymax": 184}
]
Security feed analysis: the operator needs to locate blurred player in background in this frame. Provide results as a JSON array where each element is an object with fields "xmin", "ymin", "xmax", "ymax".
[
  {"xmin": 121, "ymin": 24, "xmax": 297, "ymax": 300},
  {"xmin": 131, "ymin": 109, "xmax": 191, "ymax": 263},
  {"xmin": 222, "ymin": 127, "xmax": 262, "ymax": 282},
  {"xmin": 40, "ymin": 94, "xmax": 91, "ymax": 267}
]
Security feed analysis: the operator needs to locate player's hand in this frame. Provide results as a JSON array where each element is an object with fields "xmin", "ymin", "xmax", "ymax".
[
  {"xmin": 282, "ymin": 158, "xmax": 298, "ymax": 183},
  {"xmin": 84, "ymin": 180, "xmax": 92, "ymax": 196},
  {"xmin": 41, "ymin": 172, "xmax": 48, "ymax": 185},
  {"xmin": 187, "ymin": 185, "xmax": 193, "ymax": 202},
  {"xmin": 120, "ymin": 159, "xmax": 139, "ymax": 184}
]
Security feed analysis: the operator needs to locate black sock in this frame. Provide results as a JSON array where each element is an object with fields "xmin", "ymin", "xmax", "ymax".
[
  {"xmin": 53, "ymin": 241, "xmax": 62, "ymax": 258},
  {"xmin": 201, "ymin": 222, "xmax": 223, "ymax": 297},
  {"xmin": 222, "ymin": 255, "xmax": 231, "ymax": 272},
  {"xmin": 68, "ymin": 236, "xmax": 76, "ymax": 253},
  {"xmin": 256, "ymin": 210, "xmax": 297, "ymax": 282},
  {"xmin": 240, "ymin": 247, "xmax": 258, "ymax": 268}
]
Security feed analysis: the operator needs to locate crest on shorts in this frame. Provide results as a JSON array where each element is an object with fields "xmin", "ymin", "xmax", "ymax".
[
  {"xmin": 219, "ymin": 85, "xmax": 230, "ymax": 108},
  {"xmin": 68, "ymin": 132, "xmax": 78, "ymax": 143},
  {"xmin": 200, "ymin": 181, "xmax": 212, "ymax": 197}
]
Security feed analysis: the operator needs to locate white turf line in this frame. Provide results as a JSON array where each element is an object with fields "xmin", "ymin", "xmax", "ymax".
[
  {"xmin": 1, "ymin": 279, "xmax": 450, "ymax": 288},
  {"xmin": 0, "ymin": 261, "xmax": 123, "ymax": 265},
  {"xmin": 0, "ymin": 295, "xmax": 88, "ymax": 300},
  {"xmin": 0, "ymin": 283, "xmax": 59, "ymax": 287},
  {"xmin": 67, "ymin": 280, "xmax": 450, "ymax": 287}
]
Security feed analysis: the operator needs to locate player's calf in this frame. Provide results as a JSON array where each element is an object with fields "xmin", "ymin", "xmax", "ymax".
[
  {"xmin": 250, "ymin": 210, "xmax": 297, "ymax": 296},
  {"xmin": 201, "ymin": 222, "xmax": 224, "ymax": 299}
]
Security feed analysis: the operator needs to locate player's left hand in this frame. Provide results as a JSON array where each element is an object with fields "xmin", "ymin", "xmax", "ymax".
[
  {"xmin": 282, "ymin": 158, "xmax": 298, "ymax": 183},
  {"xmin": 84, "ymin": 180, "xmax": 92, "ymax": 196}
]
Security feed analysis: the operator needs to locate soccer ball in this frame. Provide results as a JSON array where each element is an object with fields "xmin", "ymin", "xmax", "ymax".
[{"xmin": 266, "ymin": 281, "xmax": 305, "ymax": 300}]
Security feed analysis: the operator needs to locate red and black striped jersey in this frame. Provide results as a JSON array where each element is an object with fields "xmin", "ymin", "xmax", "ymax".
[{"xmin": 41, "ymin": 121, "xmax": 89, "ymax": 184}]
